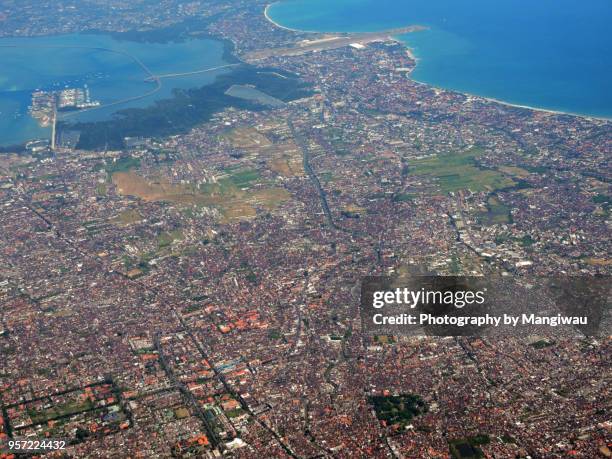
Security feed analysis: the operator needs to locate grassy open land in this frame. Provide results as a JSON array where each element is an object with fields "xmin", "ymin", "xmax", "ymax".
[
  {"xmin": 341, "ymin": 204, "xmax": 365, "ymax": 218},
  {"xmin": 158, "ymin": 229, "xmax": 184, "ymax": 249},
  {"xmin": 225, "ymin": 407, "xmax": 246, "ymax": 419},
  {"xmin": 28, "ymin": 398, "xmax": 95, "ymax": 425},
  {"xmin": 112, "ymin": 168, "xmax": 290, "ymax": 222},
  {"xmin": 583, "ymin": 258, "xmax": 611, "ymax": 266},
  {"xmin": 112, "ymin": 209, "xmax": 142, "ymax": 226},
  {"xmin": 224, "ymin": 127, "xmax": 272, "ymax": 150},
  {"xmin": 478, "ymin": 195, "xmax": 512, "ymax": 225},
  {"xmin": 497, "ymin": 165, "xmax": 531, "ymax": 179},
  {"xmin": 409, "ymin": 148, "xmax": 515, "ymax": 193},
  {"xmin": 592, "ymin": 193, "xmax": 610, "ymax": 217},
  {"xmin": 95, "ymin": 182, "xmax": 108, "ymax": 196},
  {"xmin": 373, "ymin": 335, "xmax": 395, "ymax": 344},
  {"xmin": 392, "ymin": 193, "xmax": 416, "ymax": 202},
  {"xmin": 223, "ymin": 127, "xmax": 304, "ymax": 178},
  {"xmin": 318, "ymin": 171, "xmax": 335, "ymax": 184},
  {"xmin": 105, "ymin": 156, "xmax": 141, "ymax": 175},
  {"xmin": 268, "ymin": 142, "xmax": 304, "ymax": 177}
]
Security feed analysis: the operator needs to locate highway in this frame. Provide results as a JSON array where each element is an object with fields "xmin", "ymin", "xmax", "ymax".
[
  {"xmin": 146, "ymin": 63, "xmax": 241, "ymax": 81},
  {"xmin": 287, "ymin": 119, "xmax": 337, "ymax": 229}
]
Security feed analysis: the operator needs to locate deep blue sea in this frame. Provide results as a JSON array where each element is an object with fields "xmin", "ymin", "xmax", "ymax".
[
  {"xmin": 0, "ymin": 34, "xmax": 231, "ymax": 146},
  {"xmin": 268, "ymin": 0, "xmax": 612, "ymax": 119}
]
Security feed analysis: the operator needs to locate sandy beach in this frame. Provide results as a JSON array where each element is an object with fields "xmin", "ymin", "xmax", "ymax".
[
  {"xmin": 408, "ymin": 77, "xmax": 610, "ymax": 122},
  {"xmin": 265, "ymin": 3, "xmax": 304, "ymax": 33},
  {"xmin": 261, "ymin": 3, "xmax": 609, "ymax": 122}
]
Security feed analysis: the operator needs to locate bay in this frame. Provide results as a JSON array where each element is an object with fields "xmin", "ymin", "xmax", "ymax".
[
  {"xmin": 0, "ymin": 33, "xmax": 232, "ymax": 146},
  {"xmin": 268, "ymin": 0, "xmax": 612, "ymax": 119}
]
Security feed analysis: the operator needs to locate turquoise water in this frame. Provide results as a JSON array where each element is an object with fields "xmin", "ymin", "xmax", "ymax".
[
  {"xmin": 268, "ymin": 0, "xmax": 612, "ymax": 119},
  {"xmin": 0, "ymin": 33, "xmax": 231, "ymax": 146}
]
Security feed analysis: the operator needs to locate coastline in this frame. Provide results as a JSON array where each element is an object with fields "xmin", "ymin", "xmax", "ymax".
[
  {"xmin": 265, "ymin": 3, "xmax": 420, "ymax": 66},
  {"xmin": 481, "ymin": 97, "xmax": 612, "ymax": 122},
  {"xmin": 388, "ymin": 35, "xmax": 417, "ymax": 61},
  {"xmin": 408, "ymin": 77, "xmax": 612, "ymax": 122},
  {"xmin": 264, "ymin": 3, "xmax": 304, "ymax": 33},
  {"xmin": 263, "ymin": 4, "xmax": 610, "ymax": 122},
  {"xmin": 0, "ymin": 32, "xmax": 240, "ymax": 148}
]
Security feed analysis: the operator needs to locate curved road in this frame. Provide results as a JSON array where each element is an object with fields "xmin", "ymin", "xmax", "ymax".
[{"xmin": 1, "ymin": 43, "xmax": 238, "ymax": 120}]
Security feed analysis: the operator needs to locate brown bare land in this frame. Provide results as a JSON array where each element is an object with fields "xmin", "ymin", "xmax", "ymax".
[
  {"xmin": 113, "ymin": 172, "xmax": 198, "ymax": 204},
  {"xmin": 268, "ymin": 145, "xmax": 304, "ymax": 177},
  {"xmin": 112, "ymin": 171, "xmax": 290, "ymax": 222},
  {"xmin": 224, "ymin": 127, "xmax": 272, "ymax": 149},
  {"xmin": 223, "ymin": 127, "xmax": 304, "ymax": 178},
  {"xmin": 584, "ymin": 258, "xmax": 611, "ymax": 266}
]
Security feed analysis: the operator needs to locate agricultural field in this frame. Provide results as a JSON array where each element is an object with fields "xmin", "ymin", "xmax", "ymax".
[{"xmin": 409, "ymin": 148, "xmax": 515, "ymax": 193}]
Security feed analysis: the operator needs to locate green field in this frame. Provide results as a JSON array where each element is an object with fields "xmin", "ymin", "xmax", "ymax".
[
  {"xmin": 105, "ymin": 156, "xmax": 141, "ymax": 175},
  {"xmin": 478, "ymin": 195, "xmax": 512, "ymax": 225},
  {"xmin": 410, "ymin": 148, "xmax": 515, "ymax": 193},
  {"xmin": 199, "ymin": 168, "xmax": 261, "ymax": 195},
  {"xmin": 157, "ymin": 229, "xmax": 184, "ymax": 249},
  {"xmin": 227, "ymin": 169, "xmax": 261, "ymax": 188},
  {"xmin": 28, "ymin": 398, "xmax": 94, "ymax": 425}
]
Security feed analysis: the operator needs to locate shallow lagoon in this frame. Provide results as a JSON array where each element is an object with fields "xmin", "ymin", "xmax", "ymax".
[{"xmin": 0, "ymin": 33, "xmax": 232, "ymax": 146}]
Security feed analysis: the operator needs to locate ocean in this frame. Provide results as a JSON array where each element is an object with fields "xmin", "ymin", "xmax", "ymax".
[{"xmin": 267, "ymin": 0, "xmax": 612, "ymax": 119}]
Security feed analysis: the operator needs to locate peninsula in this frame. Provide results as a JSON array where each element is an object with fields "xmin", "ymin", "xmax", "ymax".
[{"xmin": 245, "ymin": 25, "xmax": 426, "ymax": 60}]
